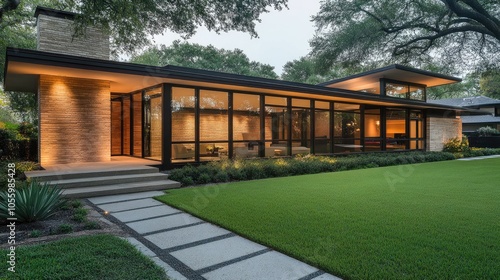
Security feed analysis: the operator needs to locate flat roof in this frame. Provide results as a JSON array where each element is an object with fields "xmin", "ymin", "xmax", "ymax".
[
  {"xmin": 319, "ymin": 64, "xmax": 462, "ymax": 91},
  {"xmin": 4, "ymin": 48, "xmax": 464, "ymax": 112}
]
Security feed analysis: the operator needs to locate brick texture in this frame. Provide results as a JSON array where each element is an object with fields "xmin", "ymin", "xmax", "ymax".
[
  {"xmin": 426, "ymin": 116, "xmax": 462, "ymax": 151},
  {"xmin": 37, "ymin": 14, "xmax": 109, "ymax": 60},
  {"xmin": 39, "ymin": 75, "xmax": 110, "ymax": 165}
]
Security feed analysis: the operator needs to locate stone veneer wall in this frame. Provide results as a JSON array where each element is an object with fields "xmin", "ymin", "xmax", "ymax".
[
  {"xmin": 39, "ymin": 75, "xmax": 110, "ymax": 165},
  {"xmin": 426, "ymin": 115, "xmax": 462, "ymax": 151},
  {"xmin": 37, "ymin": 14, "xmax": 109, "ymax": 60}
]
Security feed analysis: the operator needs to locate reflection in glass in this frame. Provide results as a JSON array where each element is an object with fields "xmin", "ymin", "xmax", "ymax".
[
  {"xmin": 386, "ymin": 83, "xmax": 408, "ymax": 98},
  {"xmin": 233, "ymin": 93, "xmax": 260, "ymax": 158},
  {"xmin": 199, "ymin": 90, "xmax": 228, "ymax": 141},
  {"xmin": 386, "ymin": 109, "xmax": 407, "ymax": 150}
]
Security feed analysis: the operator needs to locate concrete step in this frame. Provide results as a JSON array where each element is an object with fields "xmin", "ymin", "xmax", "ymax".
[
  {"xmin": 48, "ymin": 173, "xmax": 170, "ymax": 189},
  {"xmin": 27, "ymin": 166, "xmax": 160, "ymax": 182},
  {"xmin": 62, "ymin": 180, "xmax": 181, "ymax": 199}
]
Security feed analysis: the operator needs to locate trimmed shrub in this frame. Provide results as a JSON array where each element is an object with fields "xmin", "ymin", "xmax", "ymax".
[
  {"xmin": 477, "ymin": 126, "xmax": 500, "ymax": 137},
  {"xmin": 0, "ymin": 181, "xmax": 64, "ymax": 223},
  {"xmin": 443, "ymin": 136, "xmax": 470, "ymax": 153}
]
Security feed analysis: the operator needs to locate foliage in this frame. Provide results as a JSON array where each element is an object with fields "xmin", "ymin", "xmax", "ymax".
[
  {"xmin": 72, "ymin": 207, "xmax": 88, "ymax": 223},
  {"xmin": 83, "ymin": 220, "xmax": 101, "ymax": 230},
  {"xmin": 310, "ymin": 0, "xmax": 500, "ymax": 73},
  {"xmin": 29, "ymin": 229, "xmax": 42, "ymax": 238},
  {"xmin": 480, "ymin": 67, "xmax": 500, "ymax": 99},
  {"xmin": 169, "ymin": 152, "xmax": 457, "ymax": 186},
  {"xmin": 0, "ymin": 180, "xmax": 64, "ymax": 223},
  {"xmin": 131, "ymin": 40, "xmax": 278, "ymax": 79},
  {"xmin": 443, "ymin": 135, "xmax": 470, "ymax": 153},
  {"xmin": 0, "ymin": 160, "xmax": 39, "ymax": 191},
  {"xmin": 0, "ymin": 234, "xmax": 168, "ymax": 280},
  {"xmin": 477, "ymin": 126, "xmax": 500, "ymax": 136},
  {"xmin": 157, "ymin": 158, "xmax": 500, "ymax": 279},
  {"xmin": 57, "ymin": 223, "xmax": 73, "ymax": 234}
]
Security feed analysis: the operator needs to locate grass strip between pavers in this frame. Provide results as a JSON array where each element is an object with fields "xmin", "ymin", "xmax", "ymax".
[
  {"xmin": 156, "ymin": 158, "xmax": 500, "ymax": 280},
  {"xmin": 1, "ymin": 234, "xmax": 168, "ymax": 280}
]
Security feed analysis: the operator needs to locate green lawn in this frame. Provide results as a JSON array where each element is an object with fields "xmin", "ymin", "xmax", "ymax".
[
  {"xmin": 157, "ymin": 158, "xmax": 500, "ymax": 280},
  {"xmin": 1, "ymin": 234, "xmax": 168, "ymax": 280}
]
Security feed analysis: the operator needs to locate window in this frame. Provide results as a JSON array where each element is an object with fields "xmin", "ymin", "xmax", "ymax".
[
  {"xmin": 385, "ymin": 83, "xmax": 408, "ymax": 99},
  {"xmin": 384, "ymin": 81, "xmax": 425, "ymax": 101},
  {"xmin": 265, "ymin": 96, "xmax": 289, "ymax": 156},
  {"xmin": 364, "ymin": 108, "xmax": 381, "ymax": 151},
  {"xmin": 314, "ymin": 101, "xmax": 331, "ymax": 154},
  {"xmin": 334, "ymin": 103, "xmax": 361, "ymax": 153},
  {"xmin": 171, "ymin": 87, "xmax": 195, "ymax": 162},
  {"xmin": 386, "ymin": 109, "xmax": 407, "ymax": 150},
  {"xmin": 233, "ymin": 93, "xmax": 260, "ymax": 158}
]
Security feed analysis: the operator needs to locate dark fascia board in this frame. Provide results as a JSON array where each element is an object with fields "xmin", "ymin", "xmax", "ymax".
[
  {"xmin": 5, "ymin": 47, "xmax": 464, "ymax": 112},
  {"xmin": 318, "ymin": 64, "xmax": 462, "ymax": 86},
  {"xmin": 35, "ymin": 6, "xmax": 77, "ymax": 20}
]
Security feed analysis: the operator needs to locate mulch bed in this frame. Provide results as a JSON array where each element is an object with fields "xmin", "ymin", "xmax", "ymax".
[{"xmin": 0, "ymin": 199, "xmax": 125, "ymax": 248}]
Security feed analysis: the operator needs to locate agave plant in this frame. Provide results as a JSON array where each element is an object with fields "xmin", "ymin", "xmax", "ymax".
[{"xmin": 0, "ymin": 181, "xmax": 64, "ymax": 223}]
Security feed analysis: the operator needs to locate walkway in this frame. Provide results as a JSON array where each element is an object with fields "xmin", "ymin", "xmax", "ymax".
[
  {"xmin": 457, "ymin": 154, "xmax": 500, "ymax": 161},
  {"xmin": 87, "ymin": 191, "xmax": 341, "ymax": 280}
]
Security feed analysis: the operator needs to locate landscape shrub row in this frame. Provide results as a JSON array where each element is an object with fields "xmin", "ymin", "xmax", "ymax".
[{"xmin": 169, "ymin": 151, "xmax": 457, "ymax": 186}]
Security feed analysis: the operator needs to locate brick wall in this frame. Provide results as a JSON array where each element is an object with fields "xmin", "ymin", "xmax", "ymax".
[
  {"xmin": 426, "ymin": 115, "xmax": 462, "ymax": 151},
  {"xmin": 37, "ymin": 14, "xmax": 109, "ymax": 60},
  {"xmin": 39, "ymin": 75, "xmax": 110, "ymax": 165}
]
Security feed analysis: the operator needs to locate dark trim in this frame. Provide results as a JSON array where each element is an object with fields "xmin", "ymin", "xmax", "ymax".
[
  {"xmin": 360, "ymin": 105, "xmax": 365, "ymax": 151},
  {"xmin": 310, "ymin": 100, "xmax": 315, "ymax": 154},
  {"xmin": 4, "ymin": 48, "xmax": 464, "ymax": 112},
  {"xmin": 120, "ymin": 98, "xmax": 124, "ymax": 155},
  {"xmin": 194, "ymin": 89, "xmax": 200, "ymax": 162},
  {"xmin": 319, "ymin": 64, "xmax": 462, "ymax": 86},
  {"xmin": 162, "ymin": 84, "xmax": 172, "ymax": 169},
  {"xmin": 141, "ymin": 90, "xmax": 145, "ymax": 158},
  {"xmin": 380, "ymin": 107, "xmax": 386, "ymax": 151},
  {"xmin": 130, "ymin": 93, "xmax": 134, "ymax": 156},
  {"xmin": 228, "ymin": 91, "xmax": 234, "ymax": 159},
  {"xmin": 286, "ymin": 97, "xmax": 292, "ymax": 156},
  {"xmin": 329, "ymin": 102, "xmax": 334, "ymax": 154},
  {"xmin": 35, "ymin": 6, "xmax": 77, "ymax": 20},
  {"xmin": 259, "ymin": 94, "xmax": 265, "ymax": 157}
]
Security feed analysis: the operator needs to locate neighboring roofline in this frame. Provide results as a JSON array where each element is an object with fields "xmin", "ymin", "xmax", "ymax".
[
  {"xmin": 4, "ymin": 48, "xmax": 464, "ymax": 112},
  {"xmin": 35, "ymin": 6, "xmax": 77, "ymax": 20},
  {"xmin": 318, "ymin": 64, "xmax": 462, "ymax": 86}
]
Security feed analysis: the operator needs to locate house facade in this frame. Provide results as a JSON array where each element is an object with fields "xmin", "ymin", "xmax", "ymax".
[
  {"xmin": 430, "ymin": 96, "xmax": 500, "ymax": 134},
  {"xmin": 3, "ymin": 7, "xmax": 463, "ymax": 169}
]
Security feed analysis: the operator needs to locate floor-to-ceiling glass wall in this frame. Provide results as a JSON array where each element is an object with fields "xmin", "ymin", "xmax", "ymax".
[
  {"xmin": 291, "ymin": 99, "xmax": 311, "ymax": 156},
  {"xmin": 111, "ymin": 98, "xmax": 122, "ymax": 155},
  {"xmin": 132, "ymin": 92, "xmax": 142, "ymax": 157},
  {"xmin": 386, "ymin": 109, "xmax": 408, "ymax": 150},
  {"xmin": 364, "ymin": 107, "xmax": 382, "ymax": 151},
  {"xmin": 314, "ymin": 101, "xmax": 331, "ymax": 154},
  {"xmin": 333, "ymin": 103, "xmax": 361, "ymax": 153},
  {"xmin": 143, "ymin": 87, "xmax": 162, "ymax": 160},
  {"xmin": 171, "ymin": 87, "xmax": 196, "ymax": 163},
  {"xmin": 233, "ymin": 93, "xmax": 260, "ymax": 159},
  {"xmin": 199, "ymin": 90, "xmax": 229, "ymax": 161},
  {"xmin": 264, "ymin": 96, "xmax": 289, "ymax": 156},
  {"xmin": 410, "ymin": 110, "xmax": 425, "ymax": 149}
]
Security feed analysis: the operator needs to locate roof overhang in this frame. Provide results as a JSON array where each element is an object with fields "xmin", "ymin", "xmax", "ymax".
[
  {"xmin": 319, "ymin": 64, "xmax": 462, "ymax": 91},
  {"xmin": 4, "ymin": 48, "xmax": 463, "ymax": 112}
]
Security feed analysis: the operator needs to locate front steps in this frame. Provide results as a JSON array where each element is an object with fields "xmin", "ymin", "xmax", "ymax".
[{"xmin": 27, "ymin": 166, "xmax": 181, "ymax": 198}]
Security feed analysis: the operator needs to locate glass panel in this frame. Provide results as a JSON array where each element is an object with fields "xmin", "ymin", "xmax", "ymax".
[
  {"xmin": 386, "ymin": 109, "xmax": 407, "ymax": 150},
  {"xmin": 199, "ymin": 90, "xmax": 228, "ymax": 141},
  {"xmin": 132, "ymin": 92, "xmax": 142, "ymax": 156},
  {"xmin": 111, "ymin": 100, "xmax": 122, "ymax": 155},
  {"xmin": 410, "ymin": 110, "xmax": 424, "ymax": 139},
  {"xmin": 265, "ymin": 103, "xmax": 289, "ymax": 157},
  {"xmin": 334, "ymin": 138, "xmax": 362, "ymax": 153},
  {"xmin": 264, "ymin": 142, "xmax": 289, "ymax": 157},
  {"xmin": 122, "ymin": 97, "xmax": 130, "ymax": 155},
  {"xmin": 386, "ymin": 83, "xmax": 408, "ymax": 98},
  {"xmin": 171, "ymin": 143, "xmax": 195, "ymax": 162},
  {"xmin": 334, "ymin": 103, "xmax": 360, "ymax": 111},
  {"xmin": 315, "ymin": 101, "xmax": 330, "ymax": 110},
  {"xmin": 233, "ymin": 93, "xmax": 260, "ymax": 141},
  {"xmin": 334, "ymin": 112, "xmax": 361, "ymax": 153},
  {"xmin": 409, "ymin": 86, "xmax": 425, "ymax": 101},
  {"xmin": 314, "ymin": 110, "xmax": 330, "ymax": 154},
  {"xmin": 199, "ymin": 142, "xmax": 229, "ymax": 161},
  {"xmin": 364, "ymin": 109, "xmax": 381, "ymax": 138},
  {"xmin": 172, "ymin": 87, "xmax": 195, "ymax": 142},
  {"xmin": 144, "ymin": 87, "xmax": 162, "ymax": 160},
  {"xmin": 292, "ymin": 98, "xmax": 310, "ymax": 108},
  {"xmin": 291, "ymin": 108, "xmax": 311, "ymax": 154},
  {"xmin": 265, "ymin": 96, "xmax": 287, "ymax": 106}
]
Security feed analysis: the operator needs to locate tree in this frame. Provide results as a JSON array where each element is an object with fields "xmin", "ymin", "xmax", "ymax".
[
  {"xmin": 479, "ymin": 68, "xmax": 500, "ymax": 99},
  {"xmin": 310, "ymin": 0, "xmax": 500, "ymax": 73},
  {"xmin": 1, "ymin": 0, "xmax": 288, "ymax": 55},
  {"xmin": 131, "ymin": 41, "xmax": 279, "ymax": 79}
]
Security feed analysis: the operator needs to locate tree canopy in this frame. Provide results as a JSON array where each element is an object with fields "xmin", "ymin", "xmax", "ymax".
[
  {"xmin": 310, "ymin": 0, "xmax": 500, "ymax": 73},
  {"xmin": 131, "ymin": 40, "xmax": 279, "ymax": 79}
]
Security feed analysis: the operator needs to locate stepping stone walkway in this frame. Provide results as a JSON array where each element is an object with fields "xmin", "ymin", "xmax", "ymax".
[{"xmin": 88, "ymin": 191, "xmax": 342, "ymax": 280}]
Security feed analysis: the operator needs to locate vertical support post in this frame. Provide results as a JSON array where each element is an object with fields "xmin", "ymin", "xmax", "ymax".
[
  {"xmin": 195, "ymin": 88, "xmax": 200, "ymax": 162},
  {"xmin": 259, "ymin": 94, "xmax": 265, "ymax": 158},
  {"xmin": 228, "ymin": 91, "xmax": 234, "ymax": 159},
  {"xmin": 162, "ymin": 84, "xmax": 172, "ymax": 169}
]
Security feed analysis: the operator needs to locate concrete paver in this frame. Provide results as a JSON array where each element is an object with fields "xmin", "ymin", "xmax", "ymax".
[
  {"xmin": 202, "ymin": 250, "xmax": 319, "ymax": 280},
  {"xmin": 112, "ymin": 205, "xmax": 180, "ymax": 223},
  {"xmin": 88, "ymin": 191, "xmax": 165, "ymax": 205},
  {"xmin": 171, "ymin": 236, "xmax": 267, "ymax": 270},
  {"xmin": 312, "ymin": 273, "xmax": 343, "ymax": 280},
  {"xmin": 127, "ymin": 213, "xmax": 203, "ymax": 234},
  {"xmin": 144, "ymin": 223, "xmax": 231, "ymax": 250},
  {"xmin": 98, "ymin": 198, "xmax": 163, "ymax": 212}
]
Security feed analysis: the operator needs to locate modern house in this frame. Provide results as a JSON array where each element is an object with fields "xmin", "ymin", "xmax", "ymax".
[
  {"xmin": 3, "ymin": 7, "xmax": 464, "ymax": 169},
  {"xmin": 430, "ymin": 96, "xmax": 500, "ymax": 134}
]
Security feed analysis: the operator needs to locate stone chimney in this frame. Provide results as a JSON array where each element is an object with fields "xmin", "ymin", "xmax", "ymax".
[{"xmin": 35, "ymin": 6, "xmax": 110, "ymax": 60}]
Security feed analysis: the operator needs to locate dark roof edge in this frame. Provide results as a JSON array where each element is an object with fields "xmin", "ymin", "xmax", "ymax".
[
  {"xmin": 5, "ymin": 48, "xmax": 464, "ymax": 112},
  {"xmin": 318, "ymin": 64, "xmax": 462, "ymax": 86},
  {"xmin": 35, "ymin": 6, "xmax": 77, "ymax": 20}
]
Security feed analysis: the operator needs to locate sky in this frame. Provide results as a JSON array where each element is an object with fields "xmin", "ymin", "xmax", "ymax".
[{"xmin": 153, "ymin": 1, "xmax": 321, "ymax": 76}]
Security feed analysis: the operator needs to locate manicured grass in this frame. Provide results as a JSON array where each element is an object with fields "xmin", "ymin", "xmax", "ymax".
[
  {"xmin": 1, "ymin": 234, "xmax": 168, "ymax": 280},
  {"xmin": 157, "ymin": 158, "xmax": 500, "ymax": 280}
]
